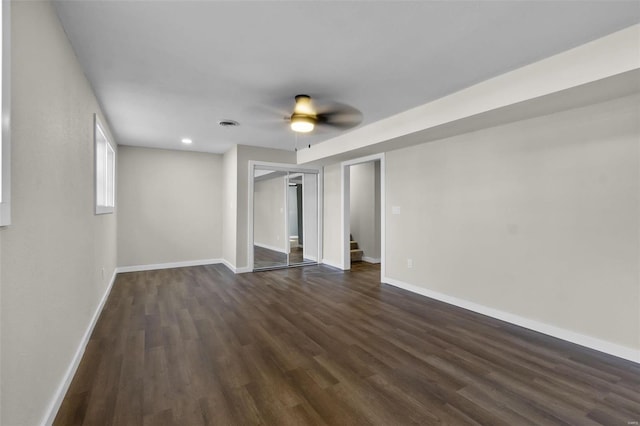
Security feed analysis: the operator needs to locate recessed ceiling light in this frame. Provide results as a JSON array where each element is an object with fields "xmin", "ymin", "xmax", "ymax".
[{"xmin": 181, "ymin": 138, "xmax": 192, "ymax": 144}]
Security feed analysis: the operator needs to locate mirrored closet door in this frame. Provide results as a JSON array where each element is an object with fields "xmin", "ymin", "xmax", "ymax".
[{"xmin": 250, "ymin": 163, "xmax": 322, "ymax": 271}]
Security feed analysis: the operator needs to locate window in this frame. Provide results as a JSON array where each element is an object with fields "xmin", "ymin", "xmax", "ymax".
[
  {"xmin": 0, "ymin": 1, "xmax": 11, "ymax": 226},
  {"xmin": 95, "ymin": 115, "xmax": 115, "ymax": 214}
]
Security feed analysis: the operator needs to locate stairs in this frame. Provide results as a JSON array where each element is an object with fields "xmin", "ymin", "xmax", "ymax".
[{"xmin": 350, "ymin": 234, "xmax": 363, "ymax": 262}]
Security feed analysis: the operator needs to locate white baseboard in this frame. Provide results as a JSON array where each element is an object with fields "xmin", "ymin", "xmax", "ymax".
[
  {"xmin": 254, "ymin": 242, "xmax": 287, "ymax": 254},
  {"xmin": 321, "ymin": 258, "xmax": 346, "ymax": 270},
  {"xmin": 116, "ymin": 258, "xmax": 254, "ymax": 275},
  {"xmin": 116, "ymin": 258, "xmax": 223, "ymax": 273},
  {"xmin": 382, "ymin": 276, "xmax": 640, "ymax": 364},
  {"xmin": 42, "ymin": 268, "xmax": 118, "ymax": 426},
  {"xmin": 363, "ymin": 257, "xmax": 381, "ymax": 264},
  {"xmin": 221, "ymin": 258, "xmax": 252, "ymax": 274}
]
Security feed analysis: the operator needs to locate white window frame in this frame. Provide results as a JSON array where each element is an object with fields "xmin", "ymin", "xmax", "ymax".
[
  {"xmin": 94, "ymin": 115, "xmax": 115, "ymax": 215},
  {"xmin": 0, "ymin": 0, "xmax": 12, "ymax": 226}
]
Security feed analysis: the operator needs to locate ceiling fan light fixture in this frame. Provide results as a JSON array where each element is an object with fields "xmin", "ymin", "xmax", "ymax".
[
  {"xmin": 290, "ymin": 114, "xmax": 315, "ymax": 133},
  {"xmin": 293, "ymin": 94, "xmax": 314, "ymax": 115},
  {"xmin": 290, "ymin": 95, "xmax": 316, "ymax": 132}
]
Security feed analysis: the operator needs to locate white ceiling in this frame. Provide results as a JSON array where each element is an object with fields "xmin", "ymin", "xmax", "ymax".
[{"xmin": 53, "ymin": 1, "xmax": 640, "ymax": 154}]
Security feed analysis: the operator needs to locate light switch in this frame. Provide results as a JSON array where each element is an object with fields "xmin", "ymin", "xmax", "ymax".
[{"xmin": 392, "ymin": 206, "xmax": 401, "ymax": 215}]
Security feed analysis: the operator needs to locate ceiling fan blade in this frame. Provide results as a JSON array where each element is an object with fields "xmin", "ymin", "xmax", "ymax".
[
  {"xmin": 243, "ymin": 104, "xmax": 289, "ymax": 124},
  {"xmin": 247, "ymin": 93, "xmax": 307, "ymax": 122},
  {"xmin": 316, "ymin": 102, "xmax": 363, "ymax": 130}
]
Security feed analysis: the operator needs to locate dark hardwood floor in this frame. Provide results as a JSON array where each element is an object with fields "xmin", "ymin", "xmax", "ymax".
[{"xmin": 54, "ymin": 263, "xmax": 640, "ymax": 425}]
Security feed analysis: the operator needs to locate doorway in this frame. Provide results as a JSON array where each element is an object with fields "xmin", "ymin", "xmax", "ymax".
[
  {"xmin": 248, "ymin": 162, "xmax": 322, "ymax": 271},
  {"xmin": 341, "ymin": 154, "xmax": 385, "ymax": 277}
]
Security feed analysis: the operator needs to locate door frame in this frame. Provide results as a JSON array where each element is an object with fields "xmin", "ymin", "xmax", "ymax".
[{"xmin": 341, "ymin": 153, "xmax": 385, "ymax": 277}]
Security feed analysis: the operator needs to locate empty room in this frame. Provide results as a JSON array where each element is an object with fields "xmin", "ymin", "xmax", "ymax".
[{"xmin": 1, "ymin": 1, "xmax": 639, "ymax": 425}]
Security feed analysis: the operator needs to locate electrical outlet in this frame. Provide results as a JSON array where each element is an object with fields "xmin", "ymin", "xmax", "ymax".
[{"xmin": 407, "ymin": 259, "xmax": 413, "ymax": 268}]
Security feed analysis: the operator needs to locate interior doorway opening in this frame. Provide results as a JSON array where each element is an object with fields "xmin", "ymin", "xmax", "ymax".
[
  {"xmin": 341, "ymin": 154, "xmax": 385, "ymax": 277},
  {"xmin": 249, "ymin": 162, "xmax": 322, "ymax": 271}
]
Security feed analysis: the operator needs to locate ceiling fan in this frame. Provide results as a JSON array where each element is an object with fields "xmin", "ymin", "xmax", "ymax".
[{"xmin": 287, "ymin": 94, "xmax": 362, "ymax": 134}]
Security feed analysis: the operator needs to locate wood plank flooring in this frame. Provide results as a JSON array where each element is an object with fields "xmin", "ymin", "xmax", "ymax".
[{"xmin": 54, "ymin": 263, "xmax": 640, "ymax": 425}]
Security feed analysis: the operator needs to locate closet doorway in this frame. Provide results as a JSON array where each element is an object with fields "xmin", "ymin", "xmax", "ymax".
[{"xmin": 248, "ymin": 161, "xmax": 322, "ymax": 271}]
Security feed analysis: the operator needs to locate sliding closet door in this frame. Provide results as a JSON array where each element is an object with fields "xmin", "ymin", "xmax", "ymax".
[
  {"xmin": 251, "ymin": 163, "xmax": 322, "ymax": 271},
  {"xmin": 295, "ymin": 172, "xmax": 318, "ymax": 265},
  {"xmin": 253, "ymin": 168, "xmax": 288, "ymax": 269}
]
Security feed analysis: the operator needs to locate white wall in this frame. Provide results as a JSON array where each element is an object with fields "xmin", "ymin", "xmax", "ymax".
[
  {"xmin": 0, "ymin": 2, "xmax": 118, "ymax": 424},
  {"xmin": 374, "ymin": 161, "xmax": 381, "ymax": 259},
  {"xmin": 222, "ymin": 145, "xmax": 238, "ymax": 268},
  {"xmin": 350, "ymin": 162, "xmax": 381, "ymax": 262},
  {"xmin": 385, "ymin": 94, "xmax": 639, "ymax": 352},
  {"xmin": 236, "ymin": 145, "xmax": 295, "ymax": 270},
  {"xmin": 117, "ymin": 146, "xmax": 223, "ymax": 267},
  {"xmin": 302, "ymin": 173, "xmax": 319, "ymax": 261},
  {"xmin": 253, "ymin": 175, "xmax": 286, "ymax": 252},
  {"xmin": 322, "ymin": 163, "xmax": 342, "ymax": 268}
]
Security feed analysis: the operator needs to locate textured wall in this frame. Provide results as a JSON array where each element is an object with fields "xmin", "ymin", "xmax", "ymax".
[
  {"xmin": 1, "ymin": 2, "xmax": 117, "ymax": 424},
  {"xmin": 385, "ymin": 94, "xmax": 639, "ymax": 350},
  {"xmin": 117, "ymin": 146, "xmax": 223, "ymax": 267}
]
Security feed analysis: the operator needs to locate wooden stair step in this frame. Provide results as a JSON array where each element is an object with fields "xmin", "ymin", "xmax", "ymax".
[{"xmin": 350, "ymin": 249, "xmax": 363, "ymax": 262}]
